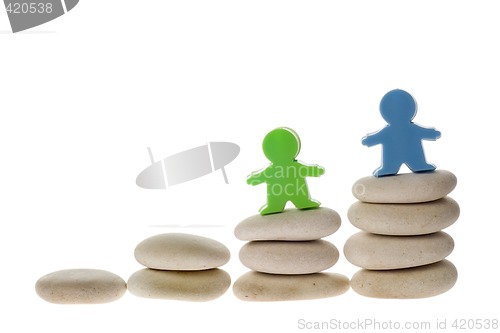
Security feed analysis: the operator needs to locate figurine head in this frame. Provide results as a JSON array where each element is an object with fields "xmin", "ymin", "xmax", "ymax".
[
  {"xmin": 380, "ymin": 89, "xmax": 417, "ymax": 125},
  {"xmin": 262, "ymin": 127, "xmax": 301, "ymax": 164}
]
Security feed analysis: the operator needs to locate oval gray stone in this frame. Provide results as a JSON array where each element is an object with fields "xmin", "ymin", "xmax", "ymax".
[
  {"xmin": 127, "ymin": 268, "xmax": 230, "ymax": 302},
  {"xmin": 344, "ymin": 231, "xmax": 454, "ymax": 269},
  {"xmin": 351, "ymin": 260, "xmax": 458, "ymax": 299},
  {"xmin": 35, "ymin": 269, "xmax": 126, "ymax": 304},
  {"xmin": 235, "ymin": 207, "xmax": 341, "ymax": 241},
  {"xmin": 348, "ymin": 197, "xmax": 460, "ymax": 235},
  {"xmin": 239, "ymin": 240, "xmax": 339, "ymax": 274},
  {"xmin": 233, "ymin": 271, "xmax": 350, "ymax": 301},
  {"xmin": 352, "ymin": 170, "xmax": 457, "ymax": 203},
  {"xmin": 134, "ymin": 233, "xmax": 230, "ymax": 270}
]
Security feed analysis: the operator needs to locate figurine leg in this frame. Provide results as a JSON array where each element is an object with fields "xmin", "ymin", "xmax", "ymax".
[
  {"xmin": 405, "ymin": 145, "xmax": 436, "ymax": 172},
  {"xmin": 373, "ymin": 164, "xmax": 401, "ymax": 177},
  {"xmin": 374, "ymin": 154, "xmax": 402, "ymax": 177},
  {"xmin": 407, "ymin": 162, "xmax": 436, "ymax": 172},
  {"xmin": 291, "ymin": 196, "xmax": 320, "ymax": 210},
  {"xmin": 259, "ymin": 196, "xmax": 287, "ymax": 215},
  {"xmin": 406, "ymin": 157, "xmax": 436, "ymax": 173}
]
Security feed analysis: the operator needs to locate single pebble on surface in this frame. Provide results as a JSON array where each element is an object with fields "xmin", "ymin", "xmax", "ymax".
[{"xmin": 35, "ymin": 269, "xmax": 127, "ymax": 304}]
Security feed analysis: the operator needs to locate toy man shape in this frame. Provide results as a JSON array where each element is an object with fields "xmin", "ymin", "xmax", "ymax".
[
  {"xmin": 247, "ymin": 127, "xmax": 325, "ymax": 215},
  {"xmin": 362, "ymin": 89, "xmax": 441, "ymax": 177}
]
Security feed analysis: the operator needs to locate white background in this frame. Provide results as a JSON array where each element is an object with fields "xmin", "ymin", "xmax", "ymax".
[{"xmin": 1, "ymin": 1, "xmax": 498, "ymax": 332}]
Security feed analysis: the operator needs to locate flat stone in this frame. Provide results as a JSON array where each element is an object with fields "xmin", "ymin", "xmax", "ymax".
[
  {"xmin": 351, "ymin": 260, "xmax": 458, "ymax": 299},
  {"xmin": 348, "ymin": 197, "xmax": 460, "ymax": 235},
  {"xmin": 352, "ymin": 170, "xmax": 457, "ymax": 203},
  {"xmin": 35, "ymin": 269, "xmax": 126, "ymax": 304},
  {"xmin": 134, "ymin": 233, "xmax": 230, "ymax": 270},
  {"xmin": 239, "ymin": 240, "xmax": 339, "ymax": 274},
  {"xmin": 344, "ymin": 231, "xmax": 454, "ymax": 269},
  {"xmin": 235, "ymin": 207, "xmax": 341, "ymax": 241},
  {"xmin": 127, "ymin": 268, "xmax": 231, "ymax": 302},
  {"xmin": 233, "ymin": 271, "xmax": 349, "ymax": 301}
]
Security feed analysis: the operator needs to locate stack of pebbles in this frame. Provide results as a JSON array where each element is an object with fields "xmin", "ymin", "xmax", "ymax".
[
  {"xmin": 128, "ymin": 233, "xmax": 231, "ymax": 302},
  {"xmin": 344, "ymin": 170, "xmax": 459, "ymax": 298},
  {"xmin": 232, "ymin": 208, "xmax": 349, "ymax": 301}
]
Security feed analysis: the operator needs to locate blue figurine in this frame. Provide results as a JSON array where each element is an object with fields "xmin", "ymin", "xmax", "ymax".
[{"xmin": 362, "ymin": 89, "xmax": 441, "ymax": 177}]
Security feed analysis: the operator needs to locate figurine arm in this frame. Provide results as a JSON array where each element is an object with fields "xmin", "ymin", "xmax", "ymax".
[
  {"xmin": 247, "ymin": 168, "xmax": 267, "ymax": 185},
  {"xmin": 298, "ymin": 163, "xmax": 325, "ymax": 177},
  {"xmin": 362, "ymin": 129, "xmax": 385, "ymax": 147},
  {"xmin": 418, "ymin": 127, "xmax": 441, "ymax": 140}
]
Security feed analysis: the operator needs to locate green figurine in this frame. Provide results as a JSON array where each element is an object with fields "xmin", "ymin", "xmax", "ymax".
[{"xmin": 247, "ymin": 127, "xmax": 325, "ymax": 215}]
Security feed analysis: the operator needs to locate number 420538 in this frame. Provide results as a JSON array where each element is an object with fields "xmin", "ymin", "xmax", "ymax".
[
  {"xmin": 452, "ymin": 319, "xmax": 498, "ymax": 330},
  {"xmin": 6, "ymin": 3, "xmax": 53, "ymax": 14}
]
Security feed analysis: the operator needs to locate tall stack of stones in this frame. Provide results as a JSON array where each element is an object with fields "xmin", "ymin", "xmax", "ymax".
[
  {"xmin": 232, "ymin": 207, "xmax": 349, "ymax": 301},
  {"xmin": 344, "ymin": 170, "xmax": 460, "ymax": 299}
]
